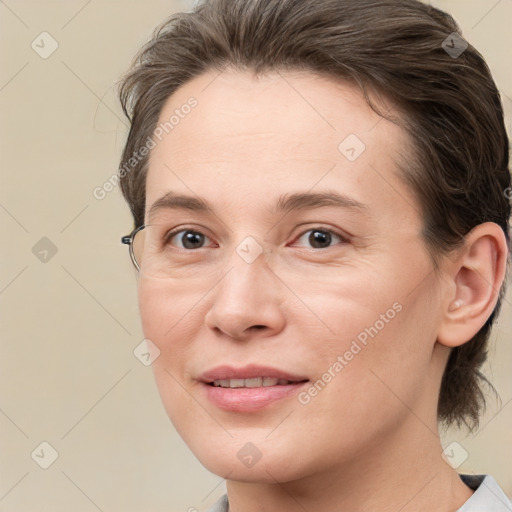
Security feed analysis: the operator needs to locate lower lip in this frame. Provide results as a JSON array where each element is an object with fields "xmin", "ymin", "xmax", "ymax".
[{"xmin": 202, "ymin": 382, "xmax": 309, "ymax": 412}]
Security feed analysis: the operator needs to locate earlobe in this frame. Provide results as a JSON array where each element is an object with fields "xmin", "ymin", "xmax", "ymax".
[{"xmin": 437, "ymin": 222, "xmax": 508, "ymax": 348}]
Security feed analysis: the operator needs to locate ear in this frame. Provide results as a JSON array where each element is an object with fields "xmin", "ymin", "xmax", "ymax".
[{"xmin": 437, "ymin": 222, "xmax": 509, "ymax": 348}]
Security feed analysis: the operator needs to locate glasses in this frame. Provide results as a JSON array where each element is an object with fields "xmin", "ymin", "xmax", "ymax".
[
  {"xmin": 122, "ymin": 223, "xmax": 211, "ymax": 276},
  {"xmin": 121, "ymin": 225, "xmax": 146, "ymax": 272},
  {"xmin": 123, "ymin": 221, "xmax": 352, "ymax": 279}
]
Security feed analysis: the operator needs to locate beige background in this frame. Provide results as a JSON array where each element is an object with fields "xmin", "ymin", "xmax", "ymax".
[{"xmin": 0, "ymin": 1, "xmax": 510, "ymax": 510}]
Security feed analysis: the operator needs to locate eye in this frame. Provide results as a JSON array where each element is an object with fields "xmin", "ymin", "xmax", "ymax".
[
  {"xmin": 294, "ymin": 228, "xmax": 346, "ymax": 249},
  {"xmin": 166, "ymin": 229, "xmax": 213, "ymax": 250}
]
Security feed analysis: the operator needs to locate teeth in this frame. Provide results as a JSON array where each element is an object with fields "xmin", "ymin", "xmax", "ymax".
[
  {"xmin": 245, "ymin": 377, "xmax": 263, "ymax": 388},
  {"xmin": 212, "ymin": 377, "xmax": 293, "ymax": 388},
  {"xmin": 230, "ymin": 378, "xmax": 245, "ymax": 388}
]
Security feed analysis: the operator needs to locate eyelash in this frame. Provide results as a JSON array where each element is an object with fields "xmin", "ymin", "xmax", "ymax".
[{"xmin": 164, "ymin": 227, "xmax": 349, "ymax": 250}]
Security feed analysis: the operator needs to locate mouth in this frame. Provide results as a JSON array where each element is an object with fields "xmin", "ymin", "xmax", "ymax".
[
  {"xmin": 199, "ymin": 365, "xmax": 309, "ymax": 412},
  {"xmin": 209, "ymin": 377, "xmax": 306, "ymax": 388}
]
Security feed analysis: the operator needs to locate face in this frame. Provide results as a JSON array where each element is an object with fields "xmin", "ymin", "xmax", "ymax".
[{"xmin": 138, "ymin": 69, "xmax": 447, "ymax": 483}]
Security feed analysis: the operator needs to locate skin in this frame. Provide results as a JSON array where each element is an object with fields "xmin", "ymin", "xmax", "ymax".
[{"xmin": 137, "ymin": 69, "xmax": 507, "ymax": 511}]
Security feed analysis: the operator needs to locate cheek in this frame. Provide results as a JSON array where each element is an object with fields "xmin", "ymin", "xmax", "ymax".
[
  {"xmin": 138, "ymin": 278, "xmax": 196, "ymax": 404},
  {"xmin": 137, "ymin": 275, "xmax": 206, "ymax": 346},
  {"xmin": 295, "ymin": 260, "xmax": 440, "ymax": 409},
  {"xmin": 283, "ymin": 267, "xmax": 401, "ymax": 361},
  {"xmin": 138, "ymin": 279, "xmax": 205, "ymax": 437}
]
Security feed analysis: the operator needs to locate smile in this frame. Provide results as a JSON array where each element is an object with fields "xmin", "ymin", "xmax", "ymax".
[
  {"xmin": 211, "ymin": 377, "xmax": 299, "ymax": 388},
  {"xmin": 200, "ymin": 365, "xmax": 309, "ymax": 412}
]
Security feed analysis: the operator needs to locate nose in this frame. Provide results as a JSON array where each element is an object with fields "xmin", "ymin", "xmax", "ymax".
[{"xmin": 204, "ymin": 250, "xmax": 287, "ymax": 341}]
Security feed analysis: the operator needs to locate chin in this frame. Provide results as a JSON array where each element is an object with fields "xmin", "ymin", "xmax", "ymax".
[
  {"xmin": 183, "ymin": 433, "xmax": 312, "ymax": 484},
  {"xmin": 198, "ymin": 454, "xmax": 299, "ymax": 484}
]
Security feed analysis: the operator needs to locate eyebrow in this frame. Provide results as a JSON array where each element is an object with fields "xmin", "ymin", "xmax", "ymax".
[
  {"xmin": 274, "ymin": 191, "xmax": 367, "ymax": 215},
  {"xmin": 148, "ymin": 192, "xmax": 213, "ymax": 222},
  {"xmin": 147, "ymin": 190, "xmax": 367, "ymax": 222}
]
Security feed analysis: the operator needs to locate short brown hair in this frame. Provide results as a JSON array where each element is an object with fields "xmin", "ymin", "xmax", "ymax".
[{"xmin": 118, "ymin": 0, "xmax": 511, "ymax": 431}]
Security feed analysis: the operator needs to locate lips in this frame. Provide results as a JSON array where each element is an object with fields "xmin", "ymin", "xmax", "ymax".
[
  {"xmin": 212, "ymin": 377, "xmax": 296, "ymax": 388},
  {"xmin": 199, "ymin": 365, "xmax": 309, "ymax": 412},
  {"xmin": 200, "ymin": 364, "xmax": 309, "ymax": 385}
]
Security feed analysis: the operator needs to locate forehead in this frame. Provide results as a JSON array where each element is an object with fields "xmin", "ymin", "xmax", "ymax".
[
  {"xmin": 150, "ymin": 69, "xmax": 401, "ymax": 159},
  {"xmin": 145, "ymin": 69, "xmax": 416, "ymax": 222}
]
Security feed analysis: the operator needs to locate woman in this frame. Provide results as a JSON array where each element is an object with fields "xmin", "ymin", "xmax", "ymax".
[{"xmin": 119, "ymin": 0, "xmax": 512, "ymax": 510}]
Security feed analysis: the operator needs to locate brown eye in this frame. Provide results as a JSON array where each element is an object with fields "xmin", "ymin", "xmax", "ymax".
[
  {"xmin": 295, "ymin": 228, "xmax": 345, "ymax": 249},
  {"xmin": 167, "ymin": 230, "xmax": 210, "ymax": 250}
]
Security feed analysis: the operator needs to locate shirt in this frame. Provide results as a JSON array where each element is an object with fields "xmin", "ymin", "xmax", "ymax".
[{"xmin": 206, "ymin": 474, "xmax": 512, "ymax": 512}]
